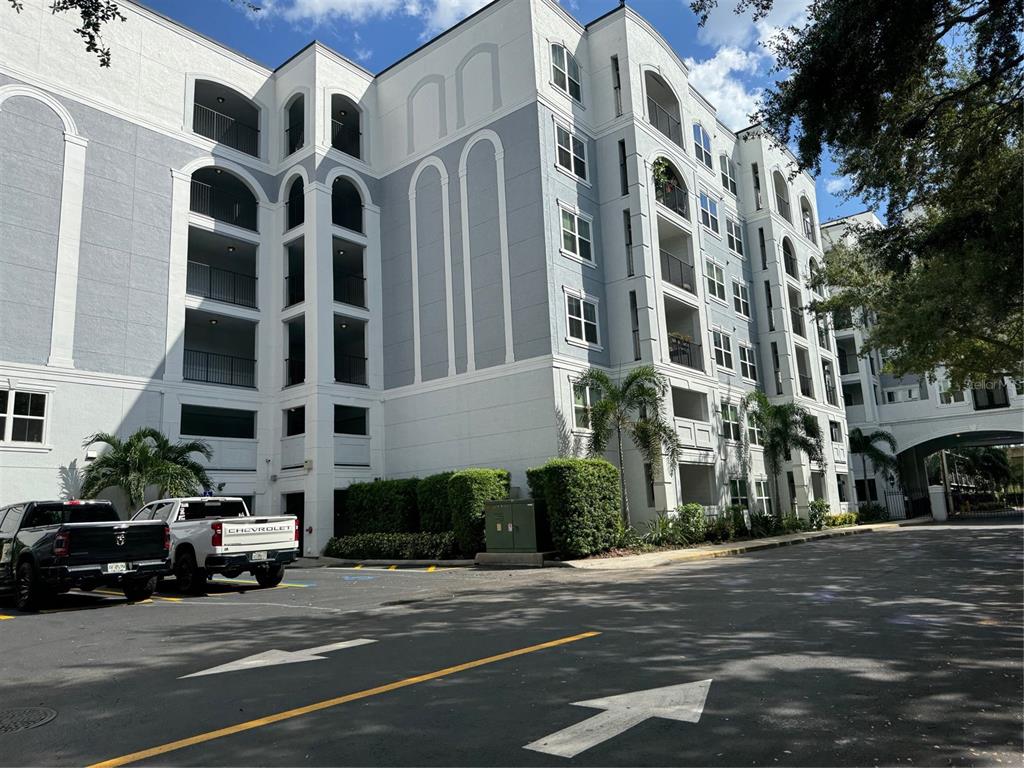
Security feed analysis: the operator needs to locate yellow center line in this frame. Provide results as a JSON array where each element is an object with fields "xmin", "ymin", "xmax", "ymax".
[{"xmin": 87, "ymin": 630, "xmax": 600, "ymax": 768}]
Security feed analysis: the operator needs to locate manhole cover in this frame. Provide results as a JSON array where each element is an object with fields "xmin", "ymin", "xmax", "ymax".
[{"xmin": 0, "ymin": 708, "xmax": 57, "ymax": 734}]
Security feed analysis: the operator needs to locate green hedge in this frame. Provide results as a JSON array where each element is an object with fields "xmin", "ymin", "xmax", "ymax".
[
  {"xmin": 417, "ymin": 472, "xmax": 455, "ymax": 533},
  {"xmin": 528, "ymin": 458, "xmax": 621, "ymax": 558},
  {"xmin": 340, "ymin": 478, "xmax": 420, "ymax": 534},
  {"xmin": 824, "ymin": 511, "xmax": 859, "ymax": 527},
  {"xmin": 450, "ymin": 468, "xmax": 511, "ymax": 555},
  {"xmin": 324, "ymin": 532, "xmax": 457, "ymax": 560},
  {"xmin": 808, "ymin": 499, "xmax": 830, "ymax": 531}
]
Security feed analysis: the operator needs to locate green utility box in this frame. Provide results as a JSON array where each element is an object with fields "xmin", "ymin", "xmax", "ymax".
[{"xmin": 484, "ymin": 499, "xmax": 542, "ymax": 552}]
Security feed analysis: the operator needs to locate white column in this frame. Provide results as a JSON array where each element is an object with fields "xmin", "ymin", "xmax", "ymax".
[
  {"xmin": 493, "ymin": 147, "xmax": 514, "ymax": 365},
  {"xmin": 163, "ymin": 170, "xmax": 192, "ymax": 382},
  {"xmin": 47, "ymin": 133, "xmax": 89, "ymax": 368},
  {"xmin": 408, "ymin": 188, "xmax": 422, "ymax": 384}
]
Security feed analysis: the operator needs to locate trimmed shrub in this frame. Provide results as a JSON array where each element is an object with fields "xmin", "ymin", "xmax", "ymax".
[
  {"xmin": 340, "ymin": 478, "xmax": 420, "ymax": 534},
  {"xmin": 824, "ymin": 511, "xmax": 859, "ymax": 527},
  {"xmin": 705, "ymin": 514, "xmax": 735, "ymax": 543},
  {"xmin": 324, "ymin": 532, "xmax": 457, "ymax": 560},
  {"xmin": 530, "ymin": 458, "xmax": 621, "ymax": 558},
  {"xmin": 450, "ymin": 468, "xmax": 511, "ymax": 555},
  {"xmin": 781, "ymin": 513, "xmax": 811, "ymax": 533},
  {"xmin": 676, "ymin": 503, "xmax": 707, "ymax": 544},
  {"xmin": 858, "ymin": 501, "xmax": 888, "ymax": 522},
  {"xmin": 417, "ymin": 472, "xmax": 455, "ymax": 533},
  {"xmin": 808, "ymin": 499, "xmax": 830, "ymax": 531},
  {"xmin": 749, "ymin": 510, "xmax": 782, "ymax": 538},
  {"xmin": 728, "ymin": 504, "xmax": 749, "ymax": 537}
]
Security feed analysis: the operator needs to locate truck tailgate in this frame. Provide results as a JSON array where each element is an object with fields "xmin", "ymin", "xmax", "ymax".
[
  {"xmin": 219, "ymin": 516, "xmax": 296, "ymax": 553},
  {"xmin": 63, "ymin": 521, "xmax": 167, "ymax": 564}
]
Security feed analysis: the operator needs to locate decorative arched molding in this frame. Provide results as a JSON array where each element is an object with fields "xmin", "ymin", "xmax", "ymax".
[
  {"xmin": 455, "ymin": 43, "xmax": 502, "ymax": 129},
  {"xmin": 0, "ymin": 84, "xmax": 79, "ymax": 136},
  {"xmin": 457, "ymin": 129, "xmax": 514, "ymax": 370},
  {"xmin": 325, "ymin": 166, "xmax": 374, "ymax": 210},
  {"xmin": 280, "ymin": 85, "xmax": 310, "ymax": 159},
  {"xmin": 184, "ymin": 73, "xmax": 267, "ymax": 158},
  {"xmin": 325, "ymin": 88, "xmax": 367, "ymax": 161},
  {"xmin": 276, "ymin": 165, "xmax": 311, "ymax": 203},
  {"xmin": 179, "ymin": 155, "xmax": 271, "ymax": 206},
  {"xmin": 639, "ymin": 64, "xmax": 684, "ymax": 129},
  {"xmin": 408, "ymin": 155, "xmax": 455, "ymax": 383},
  {"xmin": 406, "ymin": 74, "xmax": 447, "ymax": 155}
]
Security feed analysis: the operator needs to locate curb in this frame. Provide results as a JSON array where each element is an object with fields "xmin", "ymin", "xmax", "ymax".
[{"xmin": 290, "ymin": 557, "xmax": 474, "ymax": 568}]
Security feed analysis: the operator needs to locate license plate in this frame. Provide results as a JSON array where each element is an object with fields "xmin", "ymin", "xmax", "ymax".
[
  {"xmin": 250, "ymin": 551, "xmax": 268, "ymax": 562},
  {"xmin": 106, "ymin": 562, "xmax": 127, "ymax": 573}
]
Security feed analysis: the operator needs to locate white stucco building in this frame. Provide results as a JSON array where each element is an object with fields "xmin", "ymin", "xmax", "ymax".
[{"xmin": 0, "ymin": 0, "xmax": 852, "ymax": 553}]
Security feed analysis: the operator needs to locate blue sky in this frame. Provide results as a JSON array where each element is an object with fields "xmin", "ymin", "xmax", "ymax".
[{"xmin": 139, "ymin": 0, "xmax": 866, "ymax": 222}]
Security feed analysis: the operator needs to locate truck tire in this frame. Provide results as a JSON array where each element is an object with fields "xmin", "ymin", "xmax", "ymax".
[
  {"xmin": 174, "ymin": 551, "xmax": 206, "ymax": 595},
  {"xmin": 15, "ymin": 561, "xmax": 43, "ymax": 612},
  {"xmin": 122, "ymin": 576, "xmax": 157, "ymax": 602},
  {"xmin": 254, "ymin": 563, "xmax": 285, "ymax": 588}
]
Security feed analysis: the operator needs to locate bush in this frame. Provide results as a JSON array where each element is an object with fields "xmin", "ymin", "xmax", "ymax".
[
  {"xmin": 705, "ymin": 513, "xmax": 736, "ymax": 543},
  {"xmin": 675, "ymin": 503, "xmax": 707, "ymax": 544},
  {"xmin": 449, "ymin": 468, "xmax": 511, "ymax": 555},
  {"xmin": 645, "ymin": 511, "xmax": 677, "ymax": 546},
  {"xmin": 417, "ymin": 472, "xmax": 455, "ymax": 533},
  {"xmin": 808, "ymin": 499, "xmax": 830, "ymax": 531},
  {"xmin": 728, "ymin": 504, "xmax": 749, "ymax": 537},
  {"xmin": 781, "ymin": 513, "xmax": 811, "ymax": 533},
  {"xmin": 858, "ymin": 502, "xmax": 889, "ymax": 522},
  {"xmin": 340, "ymin": 478, "xmax": 420, "ymax": 534},
  {"xmin": 528, "ymin": 458, "xmax": 621, "ymax": 558},
  {"xmin": 824, "ymin": 511, "xmax": 859, "ymax": 527},
  {"xmin": 749, "ymin": 509, "xmax": 781, "ymax": 538},
  {"xmin": 324, "ymin": 532, "xmax": 457, "ymax": 560}
]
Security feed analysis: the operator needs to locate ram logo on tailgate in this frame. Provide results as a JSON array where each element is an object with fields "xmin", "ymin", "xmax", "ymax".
[{"xmin": 115, "ymin": 531, "xmax": 126, "ymax": 546}]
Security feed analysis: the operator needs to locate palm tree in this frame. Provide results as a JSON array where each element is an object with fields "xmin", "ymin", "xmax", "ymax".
[
  {"xmin": 742, "ymin": 391, "xmax": 825, "ymax": 517},
  {"xmin": 847, "ymin": 427, "xmax": 898, "ymax": 497},
  {"xmin": 575, "ymin": 365, "xmax": 682, "ymax": 526},
  {"xmin": 80, "ymin": 427, "xmax": 214, "ymax": 511}
]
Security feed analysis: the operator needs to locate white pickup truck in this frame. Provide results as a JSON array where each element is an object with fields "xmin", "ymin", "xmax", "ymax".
[{"xmin": 131, "ymin": 497, "xmax": 298, "ymax": 593}]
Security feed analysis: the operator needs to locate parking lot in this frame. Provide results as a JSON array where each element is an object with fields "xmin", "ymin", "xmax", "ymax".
[{"xmin": 1, "ymin": 525, "xmax": 1022, "ymax": 767}]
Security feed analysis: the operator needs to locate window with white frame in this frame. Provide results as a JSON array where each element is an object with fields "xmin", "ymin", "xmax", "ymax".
[
  {"xmin": 551, "ymin": 44, "xmax": 582, "ymax": 102},
  {"xmin": 726, "ymin": 217, "xmax": 744, "ymax": 255},
  {"xmin": 748, "ymin": 419, "xmax": 763, "ymax": 446},
  {"xmin": 729, "ymin": 478, "xmax": 749, "ymax": 508},
  {"xmin": 566, "ymin": 292, "xmax": 599, "ymax": 345},
  {"xmin": 713, "ymin": 329, "xmax": 733, "ymax": 369},
  {"xmin": 705, "ymin": 259, "xmax": 726, "ymax": 301},
  {"xmin": 720, "ymin": 155, "xmax": 737, "ymax": 194},
  {"xmin": 572, "ymin": 381, "xmax": 600, "ymax": 429},
  {"xmin": 555, "ymin": 124, "xmax": 587, "ymax": 180},
  {"xmin": 693, "ymin": 123, "xmax": 713, "ymax": 168},
  {"xmin": 0, "ymin": 390, "xmax": 47, "ymax": 444},
  {"xmin": 560, "ymin": 206, "xmax": 593, "ymax": 263},
  {"xmin": 755, "ymin": 479, "xmax": 772, "ymax": 514},
  {"xmin": 939, "ymin": 380, "xmax": 966, "ymax": 404},
  {"xmin": 732, "ymin": 281, "xmax": 750, "ymax": 317},
  {"xmin": 698, "ymin": 191, "xmax": 719, "ymax": 233},
  {"xmin": 721, "ymin": 400, "xmax": 741, "ymax": 441},
  {"xmin": 739, "ymin": 344, "xmax": 758, "ymax": 381}
]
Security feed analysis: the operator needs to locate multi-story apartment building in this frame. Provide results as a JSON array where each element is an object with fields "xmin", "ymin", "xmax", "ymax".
[
  {"xmin": 0, "ymin": 0, "xmax": 851, "ymax": 554},
  {"xmin": 822, "ymin": 213, "xmax": 1024, "ymax": 515}
]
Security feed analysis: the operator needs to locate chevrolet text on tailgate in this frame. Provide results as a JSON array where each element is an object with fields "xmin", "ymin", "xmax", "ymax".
[
  {"xmin": 132, "ymin": 497, "xmax": 298, "ymax": 593},
  {"xmin": 0, "ymin": 500, "xmax": 171, "ymax": 611}
]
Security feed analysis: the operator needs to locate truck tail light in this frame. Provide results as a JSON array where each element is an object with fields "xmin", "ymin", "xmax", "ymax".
[
  {"xmin": 54, "ymin": 531, "xmax": 70, "ymax": 557},
  {"xmin": 294, "ymin": 519, "xmax": 300, "ymax": 542},
  {"xmin": 163, "ymin": 524, "xmax": 171, "ymax": 552},
  {"xmin": 211, "ymin": 522, "xmax": 223, "ymax": 548}
]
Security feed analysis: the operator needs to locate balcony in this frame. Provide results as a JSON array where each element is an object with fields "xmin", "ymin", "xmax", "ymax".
[
  {"xmin": 335, "ymin": 315, "xmax": 368, "ymax": 386},
  {"xmin": 185, "ymin": 227, "xmax": 257, "ymax": 309},
  {"xmin": 825, "ymin": 381, "xmax": 839, "ymax": 406},
  {"xmin": 334, "ymin": 237, "xmax": 366, "ymax": 308},
  {"xmin": 838, "ymin": 351, "xmax": 859, "ymax": 376},
  {"xmin": 190, "ymin": 169, "xmax": 258, "ymax": 231},
  {"xmin": 186, "ymin": 262, "xmax": 256, "ymax": 309},
  {"xmin": 665, "ymin": 296, "xmax": 703, "ymax": 372},
  {"xmin": 799, "ymin": 374, "xmax": 814, "ymax": 398},
  {"xmin": 285, "ymin": 121, "xmax": 303, "ymax": 157},
  {"xmin": 655, "ymin": 179, "xmax": 689, "ymax": 220},
  {"xmin": 183, "ymin": 350, "xmax": 255, "ymax": 388},
  {"xmin": 285, "ymin": 240, "xmax": 304, "ymax": 307},
  {"xmin": 192, "ymin": 87, "xmax": 259, "ymax": 157},
  {"xmin": 660, "ymin": 250, "xmax": 696, "ymax": 293},
  {"xmin": 791, "ymin": 308, "xmax": 806, "ymax": 337},
  {"xmin": 285, "ymin": 316, "xmax": 305, "ymax": 387},
  {"xmin": 183, "ymin": 310, "xmax": 256, "ymax": 388},
  {"xmin": 331, "ymin": 94, "xmax": 362, "ymax": 159},
  {"xmin": 647, "ymin": 97, "xmax": 683, "ymax": 147},
  {"xmin": 669, "ymin": 338, "xmax": 703, "ymax": 371},
  {"xmin": 281, "ymin": 434, "xmax": 304, "ymax": 469}
]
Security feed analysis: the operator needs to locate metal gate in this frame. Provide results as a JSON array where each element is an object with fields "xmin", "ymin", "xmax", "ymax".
[{"xmin": 883, "ymin": 490, "xmax": 907, "ymax": 520}]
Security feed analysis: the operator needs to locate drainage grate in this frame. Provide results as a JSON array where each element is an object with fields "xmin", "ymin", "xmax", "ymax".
[{"xmin": 0, "ymin": 708, "xmax": 57, "ymax": 735}]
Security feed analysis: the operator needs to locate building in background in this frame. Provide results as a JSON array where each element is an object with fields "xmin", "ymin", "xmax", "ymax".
[{"xmin": 0, "ymin": 0, "xmax": 850, "ymax": 553}]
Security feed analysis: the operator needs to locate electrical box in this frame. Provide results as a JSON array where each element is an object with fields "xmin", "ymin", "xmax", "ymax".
[{"xmin": 484, "ymin": 499, "xmax": 540, "ymax": 553}]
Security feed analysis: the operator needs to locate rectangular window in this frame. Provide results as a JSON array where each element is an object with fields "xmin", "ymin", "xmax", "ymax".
[
  {"xmin": 739, "ymin": 344, "xmax": 758, "ymax": 381},
  {"xmin": 285, "ymin": 406, "xmax": 305, "ymax": 437},
  {"xmin": 644, "ymin": 463, "xmax": 656, "ymax": 508},
  {"xmin": 721, "ymin": 401, "xmax": 742, "ymax": 441},
  {"xmin": 764, "ymin": 281, "xmax": 775, "ymax": 331},
  {"xmin": 732, "ymin": 281, "xmax": 750, "ymax": 317},
  {"xmin": 720, "ymin": 155, "xmax": 737, "ymax": 194},
  {"xmin": 180, "ymin": 404, "xmax": 256, "ymax": 439},
  {"xmin": 1, "ymin": 390, "xmax": 46, "ymax": 444},
  {"xmin": 939, "ymin": 379, "xmax": 966, "ymax": 404},
  {"xmin": 629, "ymin": 291, "xmax": 641, "ymax": 361},
  {"xmin": 698, "ymin": 191, "xmax": 719, "ymax": 233},
  {"xmin": 755, "ymin": 479, "xmax": 771, "ymax": 515},
  {"xmin": 611, "ymin": 55, "xmax": 622, "ymax": 116},
  {"xmin": 555, "ymin": 124, "xmax": 587, "ymax": 180},
  {"xmin": 748, "ymin": 420, "xmax": 763, "ymax": 446},
  {"xmin": 726, "ymin": 218, "xmax": 744, "ymax": 256},
  {"xmin": 771, "ymin": 342, "xmax": 783, "ymax": 395},
  {"xmin": 560, "ymin": 206, "xmax": 593, "ymax": 262},
  {"xmin": 617, "ymin": 139, "xmax": 628, "ymax": 195},
  {"xmin": 551, "ymin": 43, "xmax": 582, "ymax": 102},
  {"xmin": 566, "ymin": 292, "xmax": 599, "ymax": 345},
  {"xmin": 729, "ymin": 478, "xmax": 749, "ymax": 508},
  {"xmin": 706, "ymin": 260, "xmax": 726, "ymax": 301},
  {"xmin": 693, "ymin": 124, "xmax": 713, "ymax": 168},
  {"xmin": 752, "ymin": 163, "xmax": 763, "ymax": 209},
  {"xmin": 334, "ymin": 405, "xmax": 368, "ymax": 435},
  {"xmin": 886, "ymin": 391, "xmax": 896, "ymax": 403},
  {"xmin": 829, "ymin": 420, "xmax": 842, "ymax": 443},
  {"xmin": 837, "ymin": 474, "xmax": 849, "ymax": 503},
  {"xmin": 758, "ymin": 228, "xmax": 767, "ymax": 270},
  {"xmin": 623, "ymin": 209, "xmax": 634, "ymax": 277},
  {"xmin": 713, "ymin": 329, "xmax": 733, "ymax": 369},
  {"xmin": 572, "ymin": 382, "xmax": 600, "ymax": 429}
]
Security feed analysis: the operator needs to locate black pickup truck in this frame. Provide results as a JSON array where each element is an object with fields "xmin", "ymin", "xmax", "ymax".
[{"xmin": 0, "ymin": 500, "xmax": 171, "ymax": 611}]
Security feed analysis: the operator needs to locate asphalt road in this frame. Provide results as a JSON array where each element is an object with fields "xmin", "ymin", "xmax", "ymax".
[{"xmin": 0, "ymin": 522, "xmax": 1021, "ymax": 767}]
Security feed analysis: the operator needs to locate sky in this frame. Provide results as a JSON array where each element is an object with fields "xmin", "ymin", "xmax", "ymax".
[{"xmin": 138, "ymin": 0, "xmax": 868, "ymax": 222}]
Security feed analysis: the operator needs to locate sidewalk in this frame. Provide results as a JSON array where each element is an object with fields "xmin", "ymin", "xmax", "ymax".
[{"xmin": 556, "ymin": 516, "xmax": 933, "ymax": 571}]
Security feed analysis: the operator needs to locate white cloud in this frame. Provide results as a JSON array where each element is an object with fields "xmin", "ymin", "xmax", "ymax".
[
  {"xmin": 825, "ymin": 176, "xmax": 851, "ymax": 195},
  {"xmin": 420, "ymin": 0, "xmax": 491, "ymax": 35},
  {"xmin": 256, "ymin": 0, "xmax": 490, "ymax": 34},
  {"xmin": 684, "ymin": 46, "xmax": 765, "ymax": 128},
  {"xmin": 696, "ymin": 0, "xmax": 809, "ymax": 49}
]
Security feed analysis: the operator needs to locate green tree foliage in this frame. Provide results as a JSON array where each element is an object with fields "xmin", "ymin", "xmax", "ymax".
[
  {"xmin": 848, "ymin": 427, "xmax": 899, "ymax": 490},
  {"xmin": 691, "ymin": 0, "xmax": 1023, "ymax": 386},
  {"xmin": 79, "ymin": 427, "xmax": 213, "ymax": 510}
]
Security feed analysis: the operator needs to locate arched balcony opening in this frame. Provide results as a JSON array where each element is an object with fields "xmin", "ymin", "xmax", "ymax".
[
  {"xmin": 190, "ymin": 167, "xmax": 258, "ymax": 232},
  {"xmin": 644, "ymin": 71, "xmax": 682, "ymax": 147},
  {"xmin": 332, "ymin": 176, "xmax": 363, "ymax": 233},
  {"xmin": 331, "ymin": 94, "xmax": 362, "ymax": 159},
  {"xmin": 800, "ymin": 196, "xmax": 817, "ymax": 243},
  {"xmin": 782, "ymin": 236, "xmax": 799, "ymax": 280},
  {"xmin": 285, "ymin": 176, "xmax": 304, "ymax": 230},
  {"xmin": 773, "ymin": 170, "xmax": 792, "ymax": 222},
  {"xmin": 192, "ymin": 80, "xmax": 260, "ymax": 157},
  {"xmin": 284, "ymin": 94, "xmax": 305, "ymax": 156},
  {"xmin": 653, "ymin": 158, "xmax": 689, "ymax": 220}
]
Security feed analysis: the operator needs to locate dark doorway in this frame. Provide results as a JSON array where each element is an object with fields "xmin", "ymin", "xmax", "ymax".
[{"xmin": 283, "ymin": 492, "xmax": 304, "ymax": 552}]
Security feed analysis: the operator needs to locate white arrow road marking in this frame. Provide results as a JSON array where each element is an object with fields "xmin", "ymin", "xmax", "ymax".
[
  {"xmin": 180, "ymin": 639, "xmax": 376, "ymax": 679},
  {"xmin": 523, "ymin": 679, "xmax": 712, "ymax": 759}
]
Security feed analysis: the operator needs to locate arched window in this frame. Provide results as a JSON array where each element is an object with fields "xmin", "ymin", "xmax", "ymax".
[
  {"xmin": 192, "ymin": 80, "xmax": 260, "ymax": 157},
  {"xmin": 190, "ymin": 167, "xmax": 258, "ymax": 231},
  {"xmin": 285, "ymin": 177, "xmax": 304, "ymax": 230},
  {"xmin": 332, "ymin": 176, "xmax": 363, "ymax": 233},
  {"xmin": 692, "ymin": 124, "xmax": 713, "ymax": 169},
  {"xmin": 551, "ymin": 43, "xmax": 581, "ymax": 102},
  {"xmin": 772, "ymin": 170, "xmax": 792, "ymax": 222},
  {"xmin": 782, "ymin": 237, "xmax": 798, "ymax": 279},
  {"xmin": 331, "ymin": 94, "xmax": 362, "ymax": 159},
  {"xmin": 800, "ymin": 196, "xmax": 817, "ymax": 243},
  {"xmin": 809, "ymin": 257, "xmax": 822, "ymax": 296},
  {"xmin": 284, "ymin": 94, "xmax": 304, "ymax": 156},
  {"xmin": 644, "ymin": 71, "xmax": 681, "ymax": 146},
  {"xmin": 653, "ymin": 158, "xmax": 689, "ymax": 220}
]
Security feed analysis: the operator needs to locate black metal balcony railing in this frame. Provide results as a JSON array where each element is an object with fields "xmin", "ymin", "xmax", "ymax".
[
  {"xmin": 285, "ymin": 121, "xmax": 304, "ymax": 156},
  {"xmin": 784, "ymin": 253, "xmax": 799, "ymax": 279},
  {"xmin": 183, "ymin": 349, "xmax": 255, "ymax": 388},
  {"xmin": 335, "ymin": 354, "xmax": 368, "ymax": 386},
  {"xmin": 825, "ymin": 383, "xmax": 839, "ymax": 406},
  {"xmin": 838, "ymin": 352, "xmax": 859, "ymax": 375},
  {"xmin": 190, "ymin": 180, "xmax": 258, "ymax": 231},
  {"xmin": 972, "ymin": 384, "xmax": 1010, "ymax": 410},
  {"xmin": 799, "ymin": 373, "xmax": 814, "ymax": 398},
  {"xmin": 668, "ymin": 337, "xmax": 703, "ymax": 371},
  {"xmin": 284, "ymin": 275, "xmax": 304, "ymax": 307},
  {"xmin": 193, "ymin": 103, "xmax": 259, "ymax": 157},
  {"xmin": 334, "ymin": 273, "xmax": 367, "ymax": 308},
  {"xmin": 185, "ymin": 262, "xmax": 257, "ymax": 309},
  {"xmin": 331, "ymin": 119, "xmax": 361, "ymax": 158},
  {"xmin": 286, "ymin": 199, "xmax": 304, "ymax": 230},
  {"xmin": 660, "ymin": 250, "xmax": 696, "ymax": 293},
  {"xmin": 791, "ymin": 308, "xmax": 806, "ymax": 337},
  {"xmin": 285, "ymin": 357, "xmax": 305, "ymax": 387},
  {"xmin": 655, "ymin": 180, "xmax": 689, "ymax": 220},
  {"xmin": 647, "ymin": 97, "xmax": 683, "ymax": 147}
]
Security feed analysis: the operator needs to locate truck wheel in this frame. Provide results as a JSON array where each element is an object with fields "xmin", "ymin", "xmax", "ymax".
[
  {"xmin": 122, "ymin": 576, "xmax": 157, "ymax": 602},
  {"xmin": 15, "ymin": 561, "xmax": 43, "ymax": 612},
  {"xmin": 254, "ymin": 563, "xmax": 285, "ymax": 588},
  {"xmin": 175, "ymin": 551, "xmax": 206, "ymax": 595}
]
